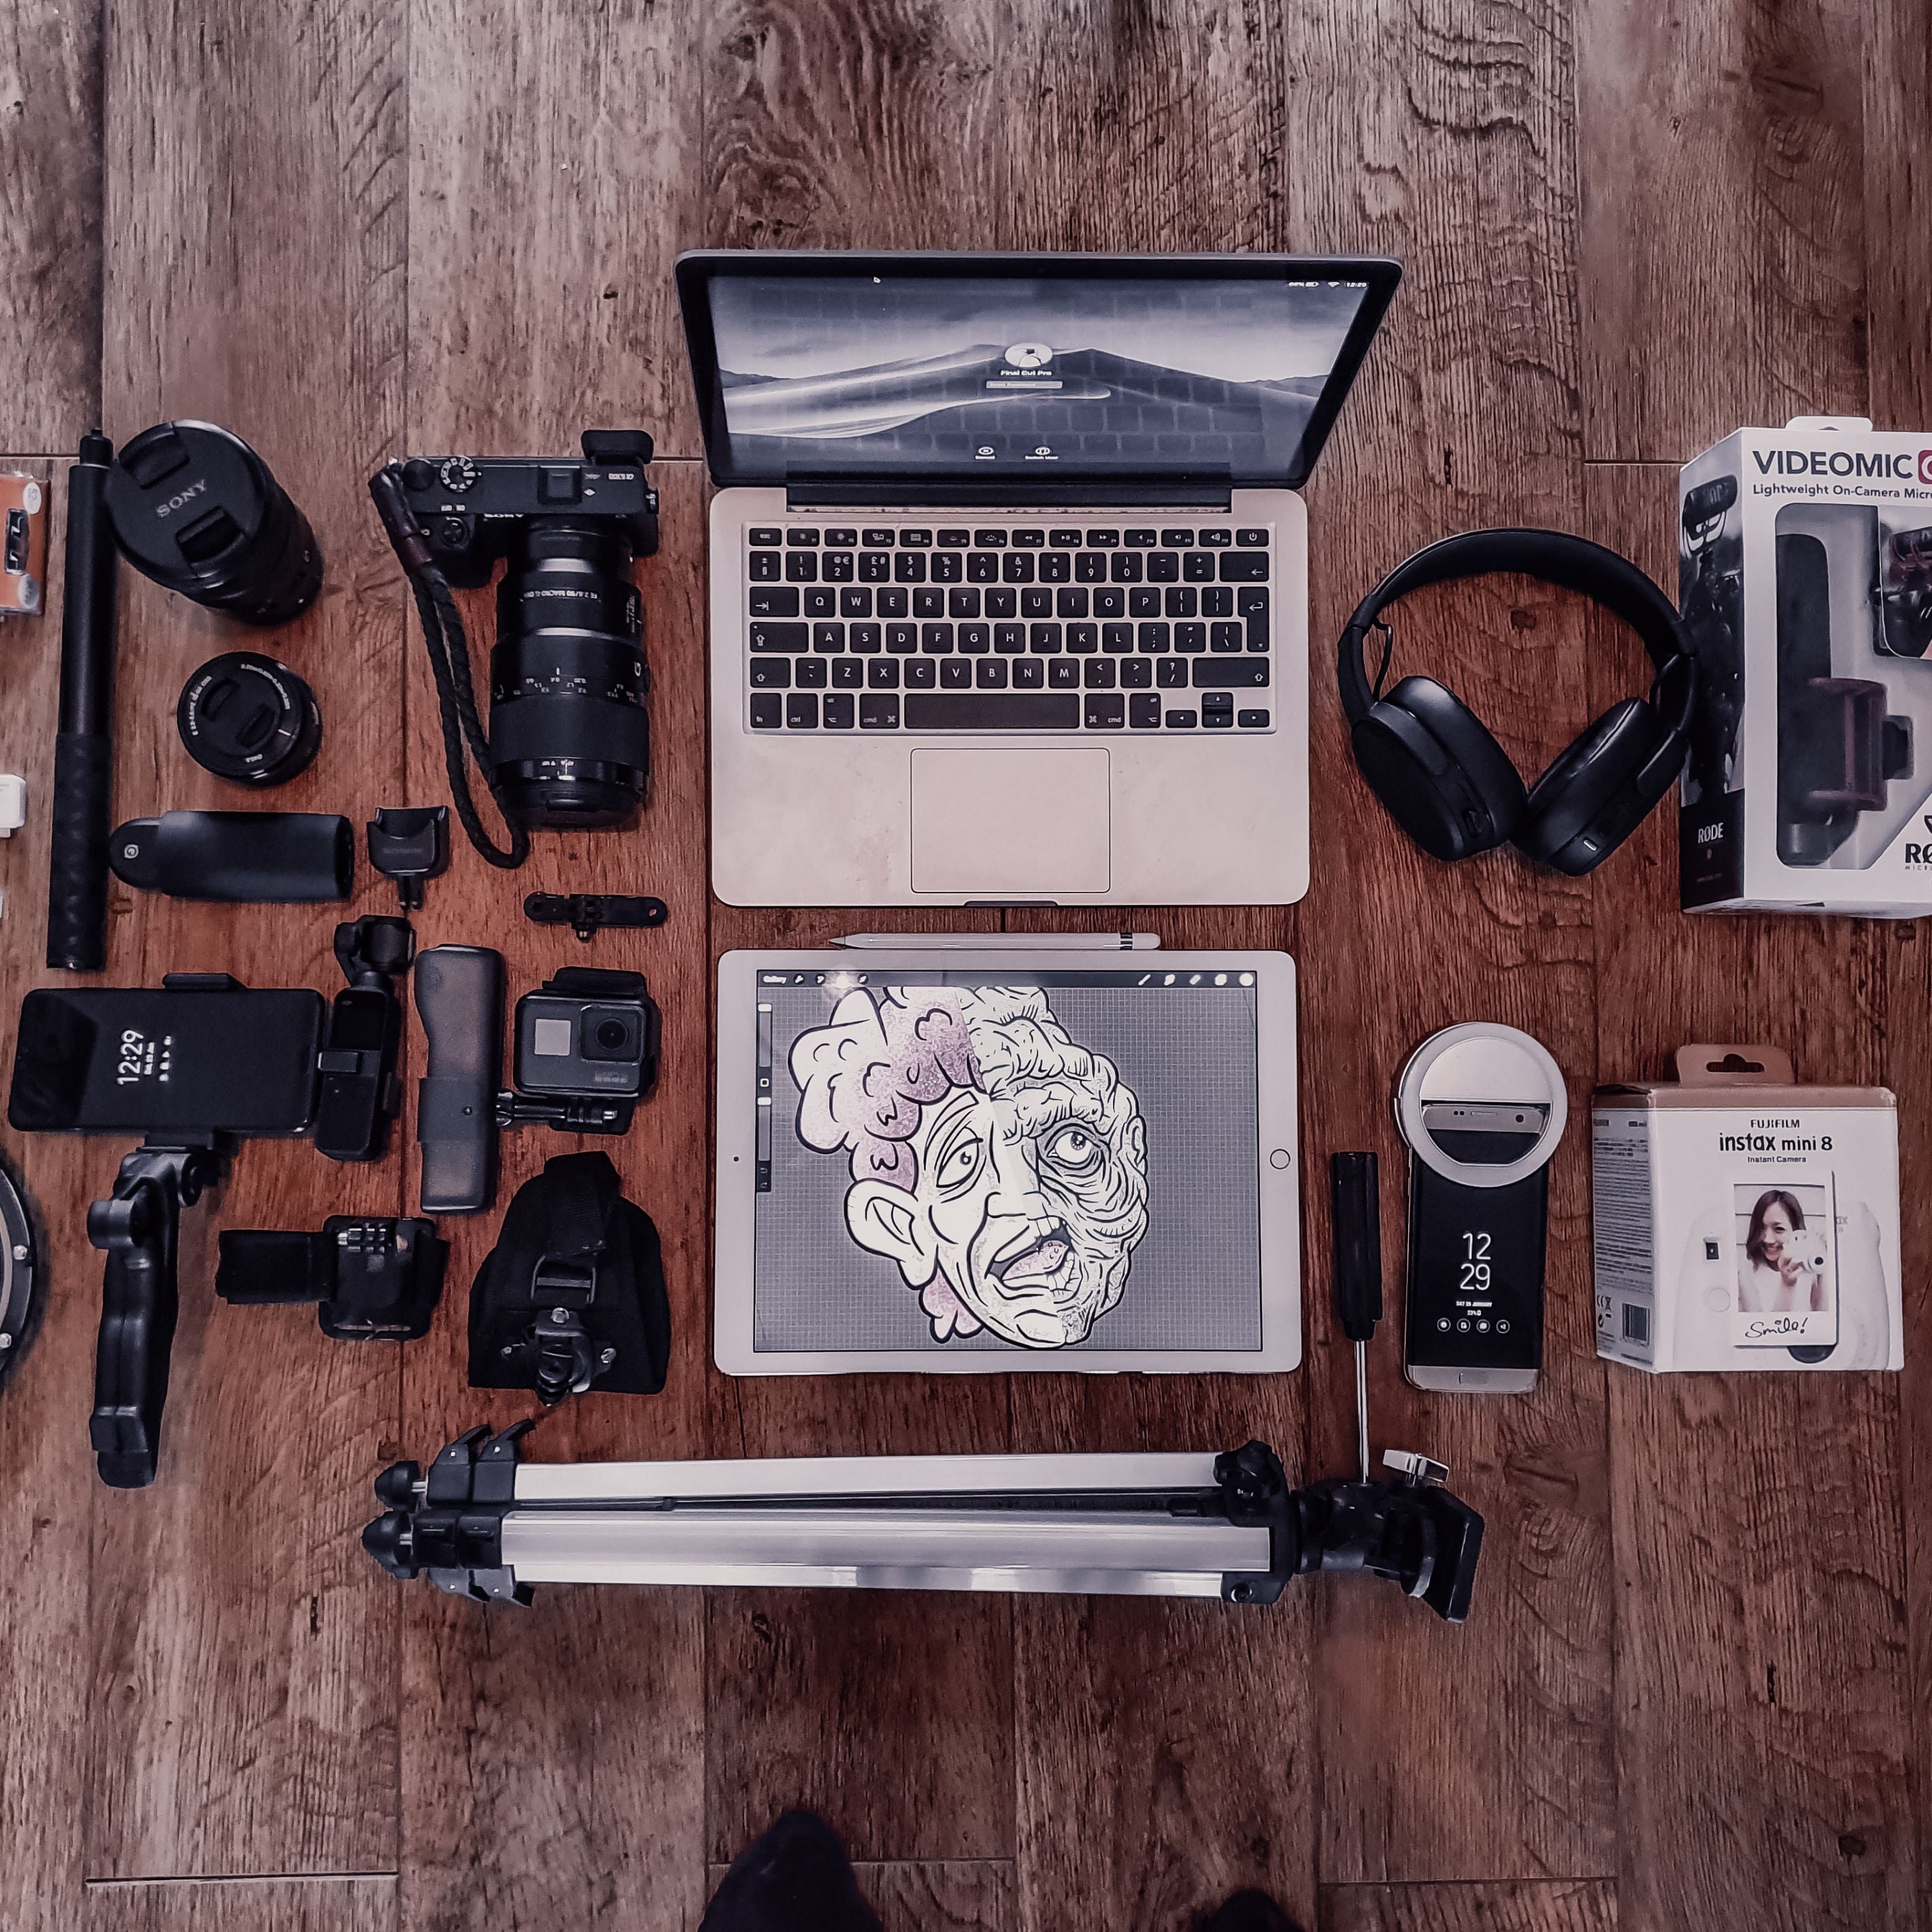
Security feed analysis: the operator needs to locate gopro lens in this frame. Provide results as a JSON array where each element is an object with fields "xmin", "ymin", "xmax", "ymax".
[{"xmin": 582, "ymin": 1006, "xmax": 640, "ymax": 1063}]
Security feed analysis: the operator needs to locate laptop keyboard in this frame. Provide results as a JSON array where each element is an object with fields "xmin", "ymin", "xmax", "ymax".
[{"xmin": 742, "ymin": 520, "xmax": 1276, "ymax": 733}]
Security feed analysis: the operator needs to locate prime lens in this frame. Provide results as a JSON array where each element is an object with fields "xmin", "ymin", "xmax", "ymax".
[
  {"xmin": 105, "ymin": 421, "xmax": 322, "ymax": 626},
  {"xmin": 488, "ymin": 520, "xmax": 649, "ymax": 828}
]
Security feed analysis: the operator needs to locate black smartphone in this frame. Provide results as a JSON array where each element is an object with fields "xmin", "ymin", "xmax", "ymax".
[
  {"xmin": 1403, "ymin": 1103, "xmax": 1548, "ymax": 1393},
  {"xmin": 8, "ymin": 982, "xmax": 323, "ymax": 1135}
]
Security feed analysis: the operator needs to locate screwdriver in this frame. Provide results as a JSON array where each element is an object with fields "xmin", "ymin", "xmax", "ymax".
[{"xmin": 1330, "ymin": 1152, "xmax": 1384, "ymax": 1484}]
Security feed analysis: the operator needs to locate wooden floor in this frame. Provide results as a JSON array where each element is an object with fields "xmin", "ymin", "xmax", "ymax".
[{"xmin": 1, "ymin": 1, "xmax": 1927, "ymax": 1927}]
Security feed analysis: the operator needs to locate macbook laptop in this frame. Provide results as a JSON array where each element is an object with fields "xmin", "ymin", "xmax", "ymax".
[{"xmin": 677, "ymin": 250, "xmax": 1399, "ymax": 906}]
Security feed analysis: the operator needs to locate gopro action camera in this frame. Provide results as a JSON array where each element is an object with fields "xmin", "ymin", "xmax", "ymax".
[{"xmin": 513, "ymin": 968, "xmax": 661, "ymax": 1103}]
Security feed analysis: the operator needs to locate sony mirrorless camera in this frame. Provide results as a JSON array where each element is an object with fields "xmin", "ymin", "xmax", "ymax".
[{"xmin": 369, "ymin": 431, "xmax": 660, "ymax": 841}]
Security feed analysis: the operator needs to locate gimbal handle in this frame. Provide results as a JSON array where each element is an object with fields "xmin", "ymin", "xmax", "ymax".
[{"xmin": 85, "ymin": 1137, "xmax": 222, "ymax": 1488}]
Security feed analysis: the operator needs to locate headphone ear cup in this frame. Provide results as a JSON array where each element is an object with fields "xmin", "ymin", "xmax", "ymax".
[
  {"xmin": 1348, "ymin": 674, "xmax": 1528, "ymax": 862},
  {"xmin": 1517, "ymin": 698, "xmax": 1678, "ymax": 873}
]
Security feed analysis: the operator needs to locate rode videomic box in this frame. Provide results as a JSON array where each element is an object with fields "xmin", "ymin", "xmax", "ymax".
[
  {"xmin": 1680, "ymin": 415, "xmax": 1932, "ymax": 916},
  {"xmin": 1591, "ymin": 1046, "xmax": 1901, "ymax": 1374}
]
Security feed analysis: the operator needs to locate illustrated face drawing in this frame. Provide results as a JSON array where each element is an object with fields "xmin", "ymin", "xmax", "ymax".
[{"xmin": 790, "ymin": 985, "xmax": 1150, "ymax": 1347}]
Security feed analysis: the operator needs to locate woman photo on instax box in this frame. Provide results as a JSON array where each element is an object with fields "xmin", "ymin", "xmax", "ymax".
[{"xmin": 1736, "ymin": 1188, "xmax": 1827, "ymax": 1315}]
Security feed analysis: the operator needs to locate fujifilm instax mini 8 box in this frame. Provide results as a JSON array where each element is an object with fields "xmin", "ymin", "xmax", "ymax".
[
  {"xmin": 1593, "ymin": 1046, "xmax": 1901, "ymax": 1373},
  {"xmin": 1679, "ymin": 415, "xmax": 1932, "ymax": 915}
]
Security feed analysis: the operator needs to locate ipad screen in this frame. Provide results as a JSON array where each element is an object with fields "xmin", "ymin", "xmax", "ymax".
[{"xmin": 748, "ymin": 967, "xmax": 1264, "ymax": 1357}]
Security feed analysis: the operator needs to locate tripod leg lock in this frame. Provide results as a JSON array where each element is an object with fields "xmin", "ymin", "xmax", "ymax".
[{"xmin": 362, "ymin": 1422, "xmax": 535, "ymax": 1604}]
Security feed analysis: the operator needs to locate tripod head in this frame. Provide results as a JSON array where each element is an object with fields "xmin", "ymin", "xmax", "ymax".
[{"xmin": 1213, "ymin": 1441, "xmax": 1482, "ymax": 1620}]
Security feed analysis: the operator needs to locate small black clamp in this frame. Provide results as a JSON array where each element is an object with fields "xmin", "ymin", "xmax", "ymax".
[
  {"xmin": 524, "ymin": 892, "xmax": 668, "ymax": 942},
  {"xmin": 362, "ymin": 1421, "xmax": 535, "ymax": 1604},
  {"xmin": 368, "ymin": 806, "xmax": 449, "ymax": 910}
]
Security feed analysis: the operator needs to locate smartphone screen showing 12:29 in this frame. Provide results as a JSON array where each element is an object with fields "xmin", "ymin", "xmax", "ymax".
[{"xmin": 1405, "ymin": 1130, "xmax": 1546, "ymax": 1374}]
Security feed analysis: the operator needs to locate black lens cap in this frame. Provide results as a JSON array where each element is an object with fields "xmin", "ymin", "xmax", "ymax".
[
  {"xmin": 109, "ymin": 422, "xmax": 273, "ymax": 573},
  {"xmin": 177, "ymin": 651, "xmax": 322, "ymax": 785},
  {"xmin": 105, "ymin": 420, "xmax": 322, "ymax": 624}
]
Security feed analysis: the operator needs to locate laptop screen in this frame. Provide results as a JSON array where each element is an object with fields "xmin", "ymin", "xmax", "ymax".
[{"xmin": 679, "ymin": 253, "xmax": 1399, "ymax": 490}]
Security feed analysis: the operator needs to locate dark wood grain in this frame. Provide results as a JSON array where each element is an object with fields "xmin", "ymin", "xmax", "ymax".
[
  {"xmin": 1863, "ymin": 0, "xmax": 1932, "ymax": 431},
  {"xmin": 86, "ymin": 1878, "xmax": 397, "ymax": 1931},
  {"xmin": 393, "ymin": 452, "xmax": 710, "ymax": 1924},
  {"xmin": 0, "ymin": 459, "xmax": 108, "ymax": 1931},
  {"xmin": 1863, "ymin": 10, "xmax": 1932, "ymax": 1917},
  {"xmin": 397, "ymin": 20, "xmax": 714, "ymax": 1925},
  {"xmin": 407, "ymin": 0, "xmax": 704, "ymax": 463},
  {"xmin": 1284, "ymin": 0, "xmax": 1614, "ymax": 1886},
  {"xmin": 2, "ymin": 2, "xmax": 1929, "ymax": 1926},
  {"xmin": 1576, "ymin": 0, "xmax": 1869, "ymax": 460},
  {"xmin": 0, "ymin": 0, "xmax": 102, "ymax": 448},
  {"xmin": 705, "ymin": 1857, "xmax": 1015, "ymax": 1931},
  {"xmin": 1322, "ymin": 1879, "xmax": 1617, "ymax": 1932},
  {"xmin": 86, "ymin": 0, "xmax": 408, "ymax": 1881},
  {"xmin": 1581, "ymin": 463, "xmax": 1917, "ymax": 1932},
  {"xmin": 697, "ymin": 0, "xmax": 1017, "ymax": 1869},
  {"xmin": 990, "ymin": 10, "xmax": 1317, "ymax": 1925}
]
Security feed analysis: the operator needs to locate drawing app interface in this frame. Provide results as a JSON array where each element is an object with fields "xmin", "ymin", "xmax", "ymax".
[{"xmin": 748, "ymin": 968, "xmax": 1265, "ymax": 1356}]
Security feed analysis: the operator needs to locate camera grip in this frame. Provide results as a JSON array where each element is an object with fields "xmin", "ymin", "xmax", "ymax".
[
  {"xmin": 86, "ymin": 1176, "xmax": 180, "ymax": 1490},
  {"xmin": 47, "ymin": 731, "xmax": 112, "ymax": 971}
]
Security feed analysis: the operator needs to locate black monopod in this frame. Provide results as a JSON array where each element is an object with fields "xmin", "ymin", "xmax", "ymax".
[{"xmin": 46, "ymin": 431, "xmax": 118, "ymax": 972}]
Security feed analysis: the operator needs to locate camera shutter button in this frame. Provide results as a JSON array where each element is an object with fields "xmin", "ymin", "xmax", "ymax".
[{"xmin": 401, "ymin": 460, "xmax": 437, "ymax": 493}]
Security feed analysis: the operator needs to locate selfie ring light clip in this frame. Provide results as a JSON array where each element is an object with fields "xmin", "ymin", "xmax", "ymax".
[{"xmin": 1395, "ymin": 1021, "xmax": 1567, "ymax": 1190}]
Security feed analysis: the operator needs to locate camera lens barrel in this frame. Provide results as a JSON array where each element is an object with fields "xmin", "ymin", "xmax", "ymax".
[
  {"xmin": 489, "ymin": 519, "xmax": 650, "ymax": 829},
  {"xmin": 105, "ymin": 420, "xmax": 322, "ymax": 626}
]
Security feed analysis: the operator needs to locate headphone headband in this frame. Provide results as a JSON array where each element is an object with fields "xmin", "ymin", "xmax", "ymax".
[{"xmin": 1338, "ymin": 527, "xmax": 1694, "ymax": 733}]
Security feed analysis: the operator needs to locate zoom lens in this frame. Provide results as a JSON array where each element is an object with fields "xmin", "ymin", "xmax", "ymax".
[
  {"xmin": 488, "ymin": 520, "xmax": 649, "ymax": 828},
  {"xmin": 105, "ymin": 420, "xmax": 322, "ymax": 626}
]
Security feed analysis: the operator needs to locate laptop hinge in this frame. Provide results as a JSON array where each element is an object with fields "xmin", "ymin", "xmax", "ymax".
[{"xmin": 783, "ymin": 478, "xmax": 1236, "ymax": 512}]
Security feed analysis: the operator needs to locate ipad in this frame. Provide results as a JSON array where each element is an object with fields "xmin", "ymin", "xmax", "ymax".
[{"xmin": 715, "ymin": 948, "xmax": 1300, "ymax": 1374}]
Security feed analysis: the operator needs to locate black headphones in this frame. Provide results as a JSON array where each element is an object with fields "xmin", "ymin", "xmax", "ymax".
[{"xmin": 1337, "ymin": 528, "xmax": 1696, "ymax": 876}]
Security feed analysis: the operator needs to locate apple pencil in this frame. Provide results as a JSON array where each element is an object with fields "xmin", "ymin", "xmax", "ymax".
[{"xmin": 832, "ymin": 931, "xmax": 1161, "ymax": 952}]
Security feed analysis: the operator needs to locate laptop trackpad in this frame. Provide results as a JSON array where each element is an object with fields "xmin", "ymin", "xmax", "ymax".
[{"xmin": 910, "ymin": 747, "xmax": 1111, "ymax": 894}]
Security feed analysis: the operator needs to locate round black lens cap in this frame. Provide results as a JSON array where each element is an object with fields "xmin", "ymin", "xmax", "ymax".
[
  {"xmin": 177, "ymin": 651, "xmax": 322, "ymax": 786},
  {"xmin": 107, "ymin": 422, "xmax": 274, "ymax": 576},
  {"xmin": 105, "ymin": 420, "xmax": 322, "ymax": 624}
]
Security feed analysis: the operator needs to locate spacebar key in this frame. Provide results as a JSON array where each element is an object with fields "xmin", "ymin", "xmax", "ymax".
[{"xmin": 903, "ymin": 693, "xmax": 1081, "ymax": 730}]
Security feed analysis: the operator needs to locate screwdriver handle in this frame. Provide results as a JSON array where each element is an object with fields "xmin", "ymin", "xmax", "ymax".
[{"xmin": 1330, "ymin": 1152, "xmax": 1383, "ymax": 1344}]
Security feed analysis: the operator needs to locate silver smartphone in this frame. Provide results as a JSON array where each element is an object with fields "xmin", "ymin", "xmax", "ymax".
[{"xmin": 1403, "ymin": 1101, "xmax": 1547, "ymax": 1394}]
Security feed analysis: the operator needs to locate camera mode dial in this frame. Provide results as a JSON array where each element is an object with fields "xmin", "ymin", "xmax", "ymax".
[{"xmin": 439, "ymin": 457, "xmax": 480, "ymax": 494}]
